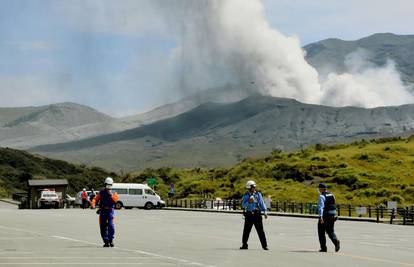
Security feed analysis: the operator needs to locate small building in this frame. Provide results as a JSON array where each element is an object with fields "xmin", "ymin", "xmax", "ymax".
[{"xmin": 27, "ymin": 179, "xmax": 68, "ymax": 209}]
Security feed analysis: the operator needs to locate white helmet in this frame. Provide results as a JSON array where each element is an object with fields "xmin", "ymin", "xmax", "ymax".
[
  {"xmin": 246, "ymin": 180, "xmax": 256, "ymax": 189},
  {"xmin": 104, "ymin": 177, "xmax": 113, "ymax": 185},
  {"xmin": 82, "ymin": 188, "xmax": 86, "ymax": 191}
]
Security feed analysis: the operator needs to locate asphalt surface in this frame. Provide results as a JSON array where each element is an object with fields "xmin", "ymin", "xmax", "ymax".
[{"xmin": 0, "ymin": 202, "xmax": 413, "ymax": 267}]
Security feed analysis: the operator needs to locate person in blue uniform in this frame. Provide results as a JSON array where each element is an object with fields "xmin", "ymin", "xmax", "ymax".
[
  {"xmin": 317, "ymin": 183, "xmax": 340, "ymax": 252},
  {"xmin": 240, "ymin": 180, "xmax": 268, "ymax": 250},
  {"xmin": 91, "ymin": 177, "xmax": 119, "ymax": 248}
]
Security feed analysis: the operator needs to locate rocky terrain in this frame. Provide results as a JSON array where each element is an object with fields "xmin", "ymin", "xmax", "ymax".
[{"xmin": 31, "ymin": 95, "xmax": 414, "ymax": 171}]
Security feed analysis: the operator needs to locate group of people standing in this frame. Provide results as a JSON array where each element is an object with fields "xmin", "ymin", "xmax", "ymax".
[
  {"xmin": 80, "ymin": 188, "xmax": 97, "ymax": 209},
  {"xmin": 89, "ymin": 177, "xmax": 340, "ymax": 252},
  {"xmin": 240, "ymin": 180, "xmax": 340, "ymax": 252}
]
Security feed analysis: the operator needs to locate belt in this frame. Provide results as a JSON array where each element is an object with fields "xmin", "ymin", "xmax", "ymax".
[{"xmin": 245, "ymin": 210, "xmax": 260, "ymax": 215}]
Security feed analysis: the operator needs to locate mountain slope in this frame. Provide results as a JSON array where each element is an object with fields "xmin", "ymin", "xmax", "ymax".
[
  {"xmin": 31, "ymin": 95, "xmax": 414, "ymax": 171},
  {"xmin": 0, "ymin": 86, "xmax": 253, "ymax": 149},
  {"xmin": 304, "ymin": 33, "xmax": 414, "ymax": 85},
  {"xmin": 0, "ymin": 102, "xmax": 116, "ymax": 148}
]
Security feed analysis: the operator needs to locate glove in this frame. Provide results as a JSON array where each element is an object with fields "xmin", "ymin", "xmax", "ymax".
[
  {"xmin": 264, "ymin": 214, "xmax": 268, "ymax": 219},
  {"xmin": 96, "ymin": 209, "xmax": 100, "ymax": 215}
]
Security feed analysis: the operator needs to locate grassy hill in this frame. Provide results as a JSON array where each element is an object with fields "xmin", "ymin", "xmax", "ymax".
[
  {"xmin": 121, "ymin": 136, "xmax": 414, "ymax": 205},
  {"xmin": 2, "ymin": 135, "xmax": 414, "ymax": 206},
  {"xmin": 0, "ymin": 147, "xmax": 117, "ymax": 197}
]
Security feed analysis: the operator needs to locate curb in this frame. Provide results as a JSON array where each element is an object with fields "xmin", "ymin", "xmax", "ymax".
[
  {"xmin": 0, "ymin": 199, "xmax": 20, "ymax": 206},
  {"xmin": 164, "ymin": 207, "xmax": 385, "ymax": 223}
]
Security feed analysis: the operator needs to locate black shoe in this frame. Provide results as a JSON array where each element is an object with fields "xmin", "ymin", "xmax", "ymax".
[
  {"xmin": 103, "ymin": 242, "xmax": 109, "ymax": 248},
  {"xmin": 319, "ymin": 249, "xmax": 327, "ymax": 252},
  {"xmin": 335, "ymin": 240, "xmax": 340, "ymax": 252},
  {"xmin": 109, "ymin": 241, "xmax": 114, "ymax": 247},
  {"xmin": 240, "ymin": 245, "xmax": 248, "ymax": 250},
  {"xmin": 263, "ymin": 247, "xmax": 269, "ymax": 250}
]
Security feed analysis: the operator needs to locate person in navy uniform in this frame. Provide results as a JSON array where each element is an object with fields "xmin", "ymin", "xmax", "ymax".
[
  {"xmin": 91, "ymin": 177, "xmax": 119, "ymax": 248},
  {"xmin": 317, "ymin": 183, "xmax": 340, "ymax": 252},
  {"xmin": 240, "ymin": 180, "xmax": 268, "ymax": 250}
]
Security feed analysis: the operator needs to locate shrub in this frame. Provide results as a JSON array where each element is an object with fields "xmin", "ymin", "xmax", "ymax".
[
  {"xmin": 360, "ymin": 188, "xmax": 375, "ymax": 197},
  {"xmin": 357, "ymin": 154, "xmax": 370, "ymax": 161},
  {"xmin": 375, "ymin": 189, "xmax": 391, "ymax": 197},
  {"xmin": 332, "ymin": 175, "xmax": 358, "ymax": 187},
  {"xmin": 315, "ymin": 144, "xmax": 328, "ymax": 151},
  {"xmin": 390, "ymin": 195, "xmax": 404, "ymax": 203}
]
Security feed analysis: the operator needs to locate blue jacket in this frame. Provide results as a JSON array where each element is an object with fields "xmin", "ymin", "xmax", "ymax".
[
  {"xmin": 92, "ymin": 189, "xmax": 119, "ymax": 211},
  {"xmin": 242, "ymin": 191, "xmax": 267, "ymax": 213},
  {"xmin": 318, "ymin": 192, "xmax": 336, "ymax": 217}
]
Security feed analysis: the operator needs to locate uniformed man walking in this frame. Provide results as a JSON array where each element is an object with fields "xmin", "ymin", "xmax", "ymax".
[
  {"xmin": 240, "ymin": 180, "xmax": 268, "ymax": 250},
  {"xmin": 317, "ymin": 183, "xmax": 340, "ymax": 252},
  {"xmin": 91, "ymin": 177, "xmax": 119, "ymax": 248}
]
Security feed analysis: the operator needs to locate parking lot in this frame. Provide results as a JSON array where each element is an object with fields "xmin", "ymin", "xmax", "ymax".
[{"xmin": 0, "ymin": 201, "xmax": 413, "ymax": 267}]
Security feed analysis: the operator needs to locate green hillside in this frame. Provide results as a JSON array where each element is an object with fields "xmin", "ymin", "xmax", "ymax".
[
  {"xmin": 0, "ymin": 147, "xmax": 117, "ymax": 197},
  {"xmin": 121, "ymin": 136, "xmax": 414, "ymax": 205},
  {"xmin": 2, "ymin": 136, "xmax": 414, "ymax": 206}
]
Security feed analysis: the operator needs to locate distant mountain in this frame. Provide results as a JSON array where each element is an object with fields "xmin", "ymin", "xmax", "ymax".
[
  {"xmin": 32, "ymin": 95, "xmax": 414, "ymax": 171},
  {"xmin": 0, "ymin": 86, "xmax": 252, "ymax": 149},
  {"xmin": 304, "ymin": 33, "xmax": 414, "ymax": 86},
  {"xmin": 118, "ymin": 85, "xmax": 253, "ymax": 127},
  {"xmin": 0, "ymin": 102, "xmax": 116, "ymax": 148}
]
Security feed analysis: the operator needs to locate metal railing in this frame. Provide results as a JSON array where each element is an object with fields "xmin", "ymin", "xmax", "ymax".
[{"xmin": 165, "ymin": 199, "xmax": 414, "ymax": 225}]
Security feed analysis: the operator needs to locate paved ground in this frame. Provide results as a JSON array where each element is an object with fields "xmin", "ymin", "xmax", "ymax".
[{"xmin": 0, "ymin": 202, "xmax": 413, "ymax": 267}]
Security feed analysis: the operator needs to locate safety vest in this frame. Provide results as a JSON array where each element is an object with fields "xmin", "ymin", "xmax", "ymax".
[
  {"xmin": 97, "ymin": 189, "xmax": 118, "ymax": 210},
  {"xmin": 323, "ymin": 192, "xmax": 336, "ymax": 216}
]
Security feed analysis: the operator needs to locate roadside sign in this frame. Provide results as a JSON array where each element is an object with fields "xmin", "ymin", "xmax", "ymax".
[
  {"xmin": 355, "ymin": 206, "xmax": 367, "ymax": 216},
  {"xmin": 147, "ymin": 178, "xmax": 157, "ymax": 186},
  {"xmin": 387, "ymin": 201, "xmax": 397, "ymax": 210}
]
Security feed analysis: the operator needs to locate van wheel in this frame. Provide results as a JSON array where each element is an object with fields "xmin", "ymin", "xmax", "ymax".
[
  {"xmin": 144, "ymin": 202, "xmax": 153, "ymax": 210},
  {"xmin": 115, "ymin": 202, "xmax": 123, "ymax": 210}
]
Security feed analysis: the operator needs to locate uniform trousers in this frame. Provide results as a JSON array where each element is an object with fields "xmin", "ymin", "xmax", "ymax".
[{"xmin": 242, "ymin": 211, "xmax": 267, "ymax": 248}]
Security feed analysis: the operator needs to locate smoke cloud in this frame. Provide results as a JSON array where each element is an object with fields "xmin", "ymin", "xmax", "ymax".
[{"xmin": 155, "ymin": 0, "xmax": 414, "ymax": 108}]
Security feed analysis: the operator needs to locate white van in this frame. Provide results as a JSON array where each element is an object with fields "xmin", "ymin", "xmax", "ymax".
[{"xmin": 111, "ymin": 183, "xmax": 165, "ymax": 210}]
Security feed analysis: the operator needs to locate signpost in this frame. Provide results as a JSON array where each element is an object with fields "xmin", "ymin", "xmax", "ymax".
[
  {"xmin": 147, "ymin": 178, "xmax": 157, "ymax": 190},
  {"xmin": 355, "ymin": 206, "xmax": 367, "ymax": 217}
]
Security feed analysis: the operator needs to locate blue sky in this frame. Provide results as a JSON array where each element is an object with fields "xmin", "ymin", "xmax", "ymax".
[{"xmin": 0, "ymin": 0, "xmax": 413, "ymax": 116}]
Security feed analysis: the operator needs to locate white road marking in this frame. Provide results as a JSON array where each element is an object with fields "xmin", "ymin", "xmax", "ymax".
[
  {"xmin": 50, "ymin": 235, "xmax": 216, "ymax": 267},
  {"xmin": 0, "ymin": 224, "xmax": 216, "ymax": 267}
]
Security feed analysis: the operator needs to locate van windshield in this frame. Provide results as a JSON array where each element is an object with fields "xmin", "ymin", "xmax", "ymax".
[{"xmin": 144, "ymin": 189, "xmax": 155, "ymax": 195}]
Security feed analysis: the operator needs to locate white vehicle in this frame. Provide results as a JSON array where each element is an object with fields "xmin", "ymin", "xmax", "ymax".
[
  {"xmin": 111, "ymin": 183, "xmax": 165, "ymax": 210},
  {"xmin": 38, "ymin": 190, "xmax": 60, "ymax": 208}
]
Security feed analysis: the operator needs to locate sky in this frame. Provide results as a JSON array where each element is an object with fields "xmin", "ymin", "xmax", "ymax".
[{"xmin": 0, "ymin": 0, "xmax": 413, "ymax": 117}]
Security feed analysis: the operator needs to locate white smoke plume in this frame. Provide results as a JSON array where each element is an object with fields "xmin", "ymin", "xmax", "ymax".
[
  {"xmin": 155, "ymin": 0, "xmax": 414, "ymax": 107},
  {"xmin": 320, "ymin": 49, "xmax": 414, "ymax": 107}
]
